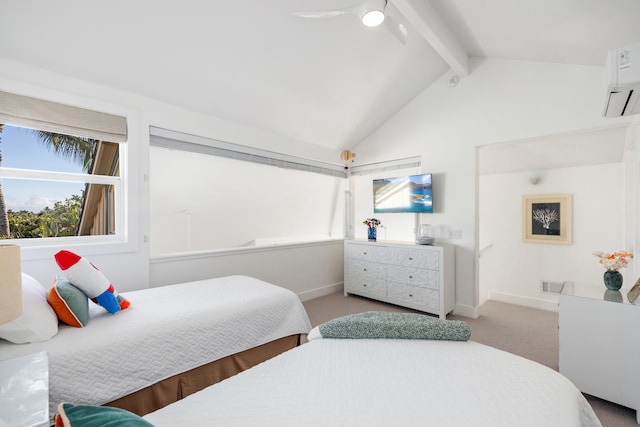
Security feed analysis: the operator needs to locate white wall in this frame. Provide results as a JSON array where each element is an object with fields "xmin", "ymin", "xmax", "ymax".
[
  {"xmin": 150, "ymin": 240, "xmax": 344, "ymax": 301},
  {"xmin": 625, "ymin": 120, "xmax": 640, "ymax": 282},
  {"xmin": 351, "ymin": 57, "xmax": 635, "ymax": 317},
  {"xmin": 0, "ymin": 58, "xmax": 344, "ymax": 296},
  {"xmin": 479, "ymin": 163, "xmax": 625, "ymax": 311},
  {"xmin": 149, "ymin": 146, "xmax": 346, "ymax": 255}
]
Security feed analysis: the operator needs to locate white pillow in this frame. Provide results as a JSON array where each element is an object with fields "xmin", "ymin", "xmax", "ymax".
[{"xmin": 0, "ymin": 273, "xmax": 59, "ymax": 343}]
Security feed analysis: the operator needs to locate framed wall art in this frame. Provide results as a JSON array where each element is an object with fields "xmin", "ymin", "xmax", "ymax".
[{"xmin": 522, "ymin": 194, "xmax": 572, "ymax": 245}]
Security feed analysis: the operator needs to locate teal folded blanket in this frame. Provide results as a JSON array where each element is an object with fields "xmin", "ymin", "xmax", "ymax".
[{"xmin": 312, "ymin": 311, "xmax": 471, "ymax": 341}]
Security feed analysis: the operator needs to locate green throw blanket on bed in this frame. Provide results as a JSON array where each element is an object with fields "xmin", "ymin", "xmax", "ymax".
[{"xmin": 310, "ymin": 311, "xmax": 471, "ymax": 341}]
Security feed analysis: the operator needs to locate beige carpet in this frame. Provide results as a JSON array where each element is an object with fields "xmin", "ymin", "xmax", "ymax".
[{"xmin": 303, "ymin": 292, "xmax": 637, "ymax": 427}]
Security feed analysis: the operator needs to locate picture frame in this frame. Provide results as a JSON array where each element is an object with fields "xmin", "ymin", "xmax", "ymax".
[{"xmin": 522, "ymin": 194, "xmax": 572, "ymax": 245}]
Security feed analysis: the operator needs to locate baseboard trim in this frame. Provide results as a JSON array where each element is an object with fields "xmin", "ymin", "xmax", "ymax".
[
  {"xmin": 488, "ymin": 290, "xmax": 559, "ymax": 312},
  {"xmin": 454, "ymin": 303, "xmax": 479, "ymax": 319},
  {"xmin": 298, "ymin": 282, "xmax": 343, "ymax": 302}
]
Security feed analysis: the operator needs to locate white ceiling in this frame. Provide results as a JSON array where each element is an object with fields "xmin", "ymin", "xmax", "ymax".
[
  {"xmin": 478, "ymin": 125, "xmax": 629, "ymax": 175},
  {"xmin": 1, "ymin": 0, "xmax": 640, "ymax": 158}
]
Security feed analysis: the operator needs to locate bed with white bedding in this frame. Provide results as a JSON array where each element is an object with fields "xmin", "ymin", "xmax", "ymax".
[
  {"xmin": 0, "ymin": 275, "xmax": 312, "ymax": 420},
  {"xmin": 143, "ymin": 338, "xmax": 602, "ymax": 427}
]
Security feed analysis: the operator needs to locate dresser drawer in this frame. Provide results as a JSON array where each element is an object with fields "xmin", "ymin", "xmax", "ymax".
[
  {"xmin": 384, "ymin": 247, "xmax": 439, "ymax": 269},
  {"xmin": 345, "ymin": 260, "xmax": 386, "ymax": 298},
  {"xmin": 387, "ymin": 283, "xmax": 440, "ymax": 310},
  {"xmin": 386, "ymin": 265, "xmax": 438, "ymax": 289},
  {"xmin": 346, "ymin": 280, "xmax": 387, "ymax": 298},
  {"xmin": 345, "ymin": 243, "xmax": 382, "ymax": 262}
]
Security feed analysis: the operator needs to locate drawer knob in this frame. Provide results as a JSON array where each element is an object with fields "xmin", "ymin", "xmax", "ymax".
[
  {"xmin": 409, "ymin": 275, "xmax": 413, "ymax": 279},
  {"xmin": 363, "ymin": 252, "xmax": 367, "ymax": 255},
  {"xmin": 409, "ymin": 294, "xmax": 413, "ymax": 297},
  {"xmin": 363, "ymin": 268, "xmax": 367, "ymax": 271},
  {"xmin": 409, "ymin": 257, "xmax": 413, "ymax": 260},
  {"xmin": 363, "ymin": 283, "xmax": 368, "ymax": 287}
]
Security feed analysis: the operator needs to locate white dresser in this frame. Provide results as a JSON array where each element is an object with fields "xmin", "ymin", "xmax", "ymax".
[
  {"xmin": 559, "ymin": 284, "xmax": 640, "ymax": 423},
  {"xmin": 344, "ymin": 240, "xmax": 455, "ymax": 319}
]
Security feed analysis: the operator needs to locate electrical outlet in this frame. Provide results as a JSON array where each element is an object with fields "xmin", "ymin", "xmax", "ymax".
[
  {"xmin": 448, "ymin": 229, "xmax": 462, "ymax": 240},
  {"xmin": 540, "ymin": 280, "xmax": 566, "ymax": 294}
]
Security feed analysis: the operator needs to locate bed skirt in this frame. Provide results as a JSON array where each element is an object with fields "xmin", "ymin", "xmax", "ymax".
[{"xmin": 105, "ymin": 334, "xmax": 301, "ymax": 416}]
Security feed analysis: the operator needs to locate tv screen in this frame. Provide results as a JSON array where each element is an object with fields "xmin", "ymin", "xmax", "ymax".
[{"xmin": 373, "ymin": 173, "xmax": 433, "ymax": 213}]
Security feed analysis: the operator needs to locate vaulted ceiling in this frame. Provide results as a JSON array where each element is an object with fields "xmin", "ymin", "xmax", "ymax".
[{"xmin": 1, "ymin": 0, "xmax": 640, "ymax": 154}]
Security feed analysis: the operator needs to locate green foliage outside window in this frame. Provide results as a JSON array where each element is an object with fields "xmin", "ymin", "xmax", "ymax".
[{"xmin": 6, "ymin": 194, "xmax": 82, "ymax": 238}]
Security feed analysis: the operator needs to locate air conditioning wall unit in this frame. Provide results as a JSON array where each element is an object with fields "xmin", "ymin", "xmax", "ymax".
[{"xmin": 603, "ymin": 40, "xmax": 640, "ymax": 117}]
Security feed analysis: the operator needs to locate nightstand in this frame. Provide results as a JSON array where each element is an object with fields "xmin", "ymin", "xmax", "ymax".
[
  {"xmin": 0, "ymin": 351, "xmax": 49, "ymax": 427},
  {"xmin": 559, "ymin": 284, "xmax": 640, "ymax": 423}
]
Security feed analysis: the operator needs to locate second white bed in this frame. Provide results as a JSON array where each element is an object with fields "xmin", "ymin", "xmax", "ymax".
[{"xmin": 144, "ymin": 338, "xmax": 602, "ymax": 427}]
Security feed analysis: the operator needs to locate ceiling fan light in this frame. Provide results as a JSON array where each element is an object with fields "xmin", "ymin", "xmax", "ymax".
[{"xmin": 362, "ymin": 10, "xmax": 385, "ymax": 27}]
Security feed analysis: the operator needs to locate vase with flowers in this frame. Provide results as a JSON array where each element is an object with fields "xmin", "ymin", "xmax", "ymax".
[
  {"xmin": 363, "ymin": 218, "xmax": 381, "ymax": 242},
  {"xmin": 593, "ymin": 250, "xmax": 633, "ymax": 291}
]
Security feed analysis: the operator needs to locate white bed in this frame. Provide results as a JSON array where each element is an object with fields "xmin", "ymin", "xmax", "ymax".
[
  {"xmin": 144, "ymin": 338, "xmax": 602, "ymax": 427},
  {"xmin": 0, "ymin": 275, "xmax": 311, "ymax": 420}
]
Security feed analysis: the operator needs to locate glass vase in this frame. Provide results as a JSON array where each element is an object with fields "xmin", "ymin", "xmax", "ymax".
[
  {"xmin": 603, "ymin": 269, "xmax": 623, "ymax": 291},
  {"xmin": 367, "ymin": 227, "xmax": 377, "ymax": 242}
]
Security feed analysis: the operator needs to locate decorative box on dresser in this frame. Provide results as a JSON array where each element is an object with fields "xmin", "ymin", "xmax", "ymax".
[
  {"xmin": 344, "ymin": 240, "xmax": 455, "ymax": 319},
  {"xmin": 559, "ymin": 284, "xmax": 640, "ymax": 423}
]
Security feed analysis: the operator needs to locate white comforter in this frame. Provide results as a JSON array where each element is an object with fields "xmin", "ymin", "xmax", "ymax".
[
  {"xmin": 144, "ymin": 339, "xmax": 602, "ymax": 427},
  {"xmin": 0, "ymin": 275, "xmax": 311, "ymax": 418}
]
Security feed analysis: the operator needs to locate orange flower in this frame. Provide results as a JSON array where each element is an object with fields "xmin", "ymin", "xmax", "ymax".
[{"xmin": 593, "ymin": 251, "xmax": 633, "ymax": 271}]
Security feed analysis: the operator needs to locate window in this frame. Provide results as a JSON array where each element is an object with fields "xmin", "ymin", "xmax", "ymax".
[
  {"xmin": 149, "ymin": 127, "xmax": 347, "ymax": 255},
  {"xmin": 0, "ymin": 91, "xmax": 127, "ymax": 242}
]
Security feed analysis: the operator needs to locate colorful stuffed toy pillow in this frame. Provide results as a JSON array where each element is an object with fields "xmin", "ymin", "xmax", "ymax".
[
  {"xmin": 47, "ymin": 276, "xmax": 89, "ymax": 327},
  {"xmin": 54, "ymin": 250, "xmax": 130, "ymax": 314},
  {"xmin": 55, "ymin": 403, "xmax": 154, "ymax": 427}
]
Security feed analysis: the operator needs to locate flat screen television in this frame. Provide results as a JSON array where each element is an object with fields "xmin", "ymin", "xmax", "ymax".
[{"xmin": 373, "ymin": 173, "xmax": 433, "ymax": 213}]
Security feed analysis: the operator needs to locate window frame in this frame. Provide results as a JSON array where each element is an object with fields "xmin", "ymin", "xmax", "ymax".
[
  {"xmin": 0, "ymin": 89, "xmax": 139, "ymax": 261},
  {"xmin": 0, "ymin": 145, "xmax": 124, "ymax": 243},
  {"xmin": 149, "ymin": 127, "xmax": 348, "ymax": 255}
]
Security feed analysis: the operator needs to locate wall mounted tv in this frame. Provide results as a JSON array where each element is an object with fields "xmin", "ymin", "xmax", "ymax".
[{"xmin": 373, "ymin": 173, "xmax": 433, "ymax": 213}]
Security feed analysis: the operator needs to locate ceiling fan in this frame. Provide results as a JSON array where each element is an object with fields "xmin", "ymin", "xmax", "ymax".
[{"xmin": 292, "ymin": 0, "xmax": 408, "ymax": 44}]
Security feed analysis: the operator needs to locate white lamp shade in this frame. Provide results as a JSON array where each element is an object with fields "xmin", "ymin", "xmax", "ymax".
[{"xmin": 0, "ymin": 244, "xmax": 22, "ymax": 324}]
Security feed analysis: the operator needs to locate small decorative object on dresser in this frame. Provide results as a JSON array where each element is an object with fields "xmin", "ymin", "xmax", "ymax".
[
  {"xmin": 362, "ymin": 218, "xmax": 381, "ymax": 242},
  {"xmin": 593, "ymin": 250, "xmax": 633, "ymax": 291},
  {"xmin": 627, "ymin": 277, "xmax": 640, "ymax": 304}
]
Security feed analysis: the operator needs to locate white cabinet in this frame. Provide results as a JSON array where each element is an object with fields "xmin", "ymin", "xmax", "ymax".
[
  {"xmin": 344, "ymin": 240, "xmax": 455, "ymax": 319},
  {"xmin": 559, "ymin": 285, "xmax": 640, "ymax": 423}
]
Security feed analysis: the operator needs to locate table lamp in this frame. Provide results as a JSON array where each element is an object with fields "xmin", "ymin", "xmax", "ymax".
[{"xmin": 0, "ymin": 244, "xmax": 22, "ymax": 324}]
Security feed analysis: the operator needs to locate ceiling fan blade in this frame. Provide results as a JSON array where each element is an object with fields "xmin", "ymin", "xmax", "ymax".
[
  {"xmin": 382, "ymin": 13, "xmax": 408, "ymax": 44},
  {"xmin": 292, "ymin": 3, "xmax": 364, "ymax": 20},
  {"xmin": 292, "ymin": 10, "xmax": 349, "ymax": 19}
]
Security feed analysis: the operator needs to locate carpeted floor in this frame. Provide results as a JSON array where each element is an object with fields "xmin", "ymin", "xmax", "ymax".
[{"xmin": 302, "ymin": 292, "xmax": 638, "ymax": 427}]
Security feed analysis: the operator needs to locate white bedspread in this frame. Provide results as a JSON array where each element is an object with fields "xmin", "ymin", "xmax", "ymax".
[
  {"xmin": 144, "ymin": 339, "xmax": 602, "ymax": 427},
  {"xmin": 0, "ymin": 275, "xmax": 311, "ymax": 418}
]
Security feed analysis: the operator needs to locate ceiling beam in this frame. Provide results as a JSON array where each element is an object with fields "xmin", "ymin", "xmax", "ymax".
[{"xmin": 392, "ymin": 0, "xmax": 469, "ymax": 77}]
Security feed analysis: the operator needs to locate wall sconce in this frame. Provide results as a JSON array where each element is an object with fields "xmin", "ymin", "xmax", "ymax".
[
  {"xmin": 529, "ymin": 175, "xmax": 541, "ymax": 185},
  {"xmin": 340, "ymin": 149, "xmax": 356, "ymax": 163},
  {"xmin": 0, "ymin": 244, "xmax": 22, "ymax": 325}
]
